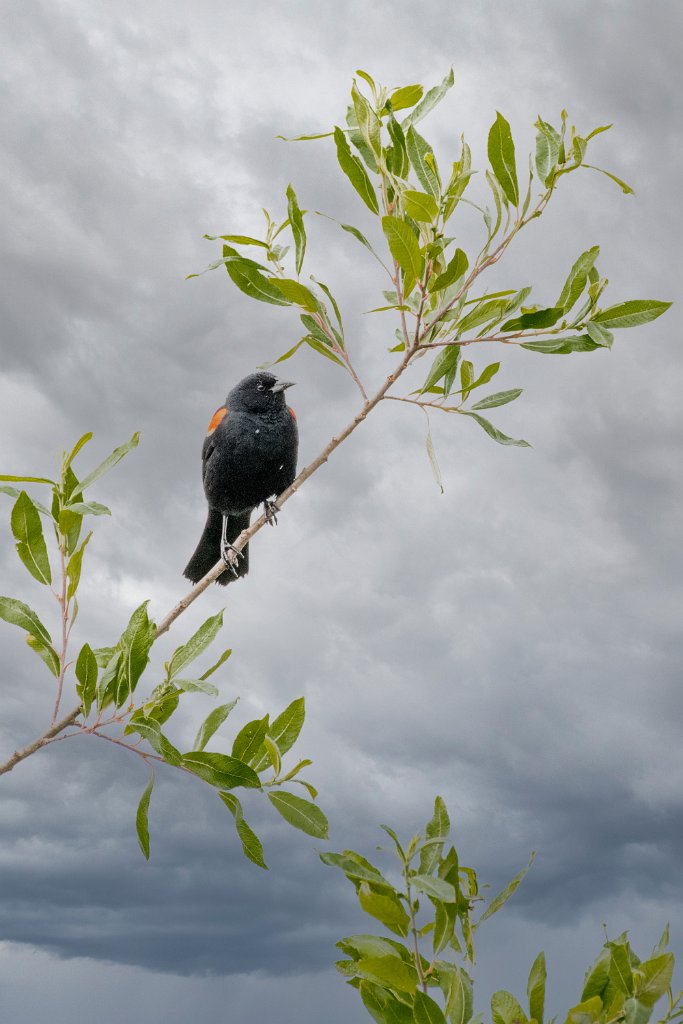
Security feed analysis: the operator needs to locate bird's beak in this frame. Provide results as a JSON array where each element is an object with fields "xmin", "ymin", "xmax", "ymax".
[{"xmin": 270, "ymin": 379, "xmax": 295, "ymax": 393}]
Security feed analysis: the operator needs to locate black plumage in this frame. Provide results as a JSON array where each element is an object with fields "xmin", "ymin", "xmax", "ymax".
[{"xmin": 183, "ymin": 372, "xmax": 298, "ymax": 585}]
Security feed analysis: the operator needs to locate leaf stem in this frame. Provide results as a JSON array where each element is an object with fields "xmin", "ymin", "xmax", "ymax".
[{"xmin": 51, "ymin": 537, "xmax": 69, "ymax": 724}]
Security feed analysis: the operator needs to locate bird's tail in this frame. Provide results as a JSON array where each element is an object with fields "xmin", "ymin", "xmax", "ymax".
[{"xmin": 183, "ymin": 508, "xmax": 250, "ymax": 586}]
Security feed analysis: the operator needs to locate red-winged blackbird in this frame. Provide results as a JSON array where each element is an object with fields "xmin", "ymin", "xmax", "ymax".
[{"xmin": 184, "ymin": 372, "xmax": 298, "ymax": 585}]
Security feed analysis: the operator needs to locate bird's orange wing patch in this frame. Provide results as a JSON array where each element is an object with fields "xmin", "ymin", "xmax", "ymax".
[
  {"xmin": 207, "ymin": 407, "xmax": 228, "ymax": 434},
  {"xmin": 289, "ymin": 406, "xmax": 297, "ymax": 421}
]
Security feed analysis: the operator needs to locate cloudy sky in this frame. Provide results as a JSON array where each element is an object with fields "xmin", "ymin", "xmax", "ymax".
[{"xmin": 1, "ymin": 1, "xmax": 681, "ymax": 1020}]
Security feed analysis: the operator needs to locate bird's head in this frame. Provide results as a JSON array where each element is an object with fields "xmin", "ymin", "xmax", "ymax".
[{"xmin": 227, "ymin": 372, "xmax": 295, "ymax": 413}]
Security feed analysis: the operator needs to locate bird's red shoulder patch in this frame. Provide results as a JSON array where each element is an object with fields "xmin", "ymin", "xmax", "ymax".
[
  {"xmin": 207, "ymin": 407, "xmax": 228, "ymax": 434},
  {"xmin": 288, "ymin": 406, "xmax": 297, "ymax": 421}
]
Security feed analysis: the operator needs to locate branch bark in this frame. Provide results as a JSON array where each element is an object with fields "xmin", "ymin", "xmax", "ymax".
[{"xmin": 0, "ymin": 704, "xmax": 82, "ymax": 776}]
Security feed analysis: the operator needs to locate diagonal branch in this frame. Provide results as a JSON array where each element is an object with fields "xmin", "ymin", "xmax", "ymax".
[{"xmin": 0, "ymin": 704, "xmax": 82, "ymax": 776}]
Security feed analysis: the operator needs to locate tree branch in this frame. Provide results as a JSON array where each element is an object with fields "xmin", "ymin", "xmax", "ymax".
[{"xmin": 0, "ymin": 704, "xmax": 82, "ymax": 776}]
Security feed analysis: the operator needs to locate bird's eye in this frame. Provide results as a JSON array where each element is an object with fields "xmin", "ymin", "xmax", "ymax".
[{"xmin": 256, "ymin": 383, "xmax": 265, "ymax": 392}]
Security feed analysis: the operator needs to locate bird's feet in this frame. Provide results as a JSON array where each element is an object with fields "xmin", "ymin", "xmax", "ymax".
[
  {"xmin": 220, "ymin": 541, "xmax": 243, "ymax": 578},
  {"xmin": 263, "ymin": 499, "xmax": 279, "ymax": 526}
]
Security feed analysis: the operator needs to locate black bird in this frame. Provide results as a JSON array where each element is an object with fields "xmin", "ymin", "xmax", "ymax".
[{"xmin": 184, "ymin": 371, "xmax": 298, "ymax": 585}]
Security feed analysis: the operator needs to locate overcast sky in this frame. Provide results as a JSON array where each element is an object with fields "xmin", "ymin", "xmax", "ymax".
[{"xmin": 1, "ymin": 1, "xmax": 682, "ymax": 1021}]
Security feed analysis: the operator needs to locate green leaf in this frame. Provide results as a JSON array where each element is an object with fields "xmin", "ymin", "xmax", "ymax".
[
  {"xmin": 457, "ymin": 296, "xmax": 513, "ymax": 335},
  {"xmin": 270, "ymin": 278, "xmax": 318, "ymax": 311},
  {"xmin": 320, "ymin": 850, "xmax": 395, "ymax": 891},
  {"xmin": 406, "ymin": 125, "xmax": 441, "ymax": 198},
  {"xmin": 199, "ymin": 646, "xmax": 232, "ymax": 681},
  {"xmin": 471, "ymin": 389, "xmax": 523, "ymax": 411},
  {"xmin": 125, "ymin": 714, "xmax": 182, "ymax": 765},
  {"xmin": 414, "ymin": 990, "xmax": 448, "ymax": 1024},
  {"xmin": 651, "ymin": 924, "xmax": 669, "ymax": 958},
  {"xmin": 585, "ymin": 321, "xmax": 613, "ymax": 348},
  {"xmin": 75, "ymin": 642, "xmax": 98, "ymax": 717},
  {"xmin": 66, "ymin": 501, "xmax": 111, "ymax": 516},
  {"xmin": 115, "ymin": 601, "xmax": 156, "ymax": 705},
  {"xmin": 358, "ymin": 882, "xmax": 410, "ymax": 937},
  {"xmin": 303, "ymin": 335, "xmax": 346, "ymax": 367},
  {"xmin": 286, "ymin": 184, "xmax": 306, "ymax": 275},
  {"xmin": 168, "ymin": 611, "xmax": 224, "ymax": 679},
  {"xmin": 535, "ymin": 120, "xmax": 560, "ymax": 185},
  {"xmin": 258, "ymin": 339, "xmax": 306, "ymax": 369},
  {"xmin": 634, "ymin": 953, "xmax": 674, "ymax": 1006},
  {"xmin": 403, "ymin": 189, "xmax": 439, "ymax": 223},
  {"xmin": 419, "ymin": 795, "xmax": 450, "ymax": 874},
  {"xmin": 585, "ymin": 123, "xmax": 613, "ymax": 141},
  {"xmin": 64, "ymin": 432, "xmax": 93, "ymax": 470},
  {"xmin": 313, "ymin": 278, "xmax": 344, "ymax": 339},
  {"xmin": 582, "ymin": 163, "xmax": 635, "ymax": 195},
  {"xmin": 11, "ymin": 491, "xmax": 51, "ymax": 585},
  {"xmin": 0, "ymin": 596, "xmax": 51, "ymax": 646},
  {"xmin": 460, "ymin": 411, "xmax": 530, "ymax": 448},
  {"xmin": 488, "ymin": 112, "xmax": 519, "ymax": 206},
  {"xmin": 429, "ymin": 247, "xmax": 468, "ymax": 293},
  {"xmin": 443, "ymin": 139, "xmax": 473, "ymax": 221},
  {"xmin": 432, "ymin": 901, "xmax": 457, "ymax": 956},
  {"xmin": 479, "ymin": 852, "xmax": 535, "ymax": 922},
  {"xmin": 356, "ymin": 955, "xmax": 418, "ymax": 995},
  {"xmin": 386, "ymin": 113, "xmax": 409, "ymax": 178},
  {"xmin": 262, "ymin": 735, "xmax": 281, "ymax": 775},
  {"xmin": 276, "ymin": 131, "xmax": 335, "ymax": 142},
  {"xmin": 520, "ymin": 335, "xmax": 600, "ymax": 355},
  {"xmin": 136, "ymin": 771, "xmax": 154, "ymax": 860},
  {"xmin": 352, "ymin": 81, "xmax": 381, "ymax": 158},
  {"xmin": 203, "ymin": 233, "xmax": 269, "ymax": 247},
  {"xmin": 556, "ymin": 246, "xmax": 600, "ymax": 312},
  {"xmin": 25, "ymin": 634, "xmax": 60, "ymax": 677},
  {"xmin": 333, "ymin": 126, "xmax": 379, "ymax": 213},
  {"xmin": 500, "ymin": 307, "xmax": 564, "ymax": 331},
  {"xmin": 402, "ymin": 68, "xmax": 454, "ymax": 127},
  {"xmin": 528, "ymin": 952, "xmax": 546, "ymax": 1024},
  {"xmin": 339, "ymin": 934, "xmax": 411, "ymax": 962},
  {"xmin": 565, "ymin": 996, "xmax": 604, "ymax": 1024},
  {"xmin": 0, "ymin": 474, "xmax": 54, "ymax": 484},
  {"xmin": 411, "ymin": 874, "xmax": 456, "ymax": 902},
  {"xmin": 422, "ymin": 345, "xmax": 461, "ymax": 395},
  {"xmin": 592, "ymin": 299, "xmax": 671, "ymax": 329},
  {"xmin": 321, "ymin": 216, "xmax": 387, "ymax": 268},
  {"xmin": 622, "ymin": 999, "xmax": 650, "ymax": 1024},
  {"xmin": 193, "ymin": 699, "xmax": 239, "ymax": 752},
  {"xmin": 387, "ymin": 84, "xmax": 424, "ymax": 113},
  {"xmin": 219, "ymin": 792, "xmax": 268, "ymax": 869},
  {"xmin": 223, "ymin": 245, "xmax": 293, "ymax": 305},
  {"xmin": 78, "ymin": 433, "xmax": 140, "ymax": 492},
  {"xmin": 425, "ymin": 419, "xmax": 444, "ymax": 495},
  {"xmin": 445, "ymin": 964, "xmax": 474, "ymax": 1024},
  {"xmin": 491, "ymin": 990, "xmax": 529, "ymax": 1024},
  {"xmin": 182, "ymin": 750, "xmax": 261, "ymax": 789},
  {"xmin": 232, "ymin": 715, "xmax": 270, "ymax": 763},
  {"xmin": 252, "ymin": 696, "xmax": 306, "ymax": 772},
  {"xmin": 66, "ymin": 531, "xmax": 92, "ymax": 600},
  {"xmin": 171, "ymin": 678, "xmax": 219, "ymax": 696},
  {"xmin": 381, "ymin": 216, "xmax": 424, "ymax": 280},
  {"xmin": 268, "ymin": 790, "xmax": 328, "ymax": 838}
]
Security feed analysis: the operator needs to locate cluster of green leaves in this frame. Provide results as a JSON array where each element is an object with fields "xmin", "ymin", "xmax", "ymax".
[
  {"xmin": 0, "ymin": 435, "xmax": 327, "ymax": 866},
  {"xmin": 322, "ymin": 795, "xmax": 533, "ymax": 1023},
  {"xmin": 323, "ymin": 796, "xmax": 680, "ymax": 1024},
  {"xmin": 132, "ymin": 654, "xmax": 328, "ymax": 865},
  {"xmin": 0, "ymin": 431, "xmax": 139, "ymax": 680},
  {"xmin": 189, "ymin": 189, "xmax": 348, "ymax": 373},
  {"xmin": 193, "ymin": 68, "xmax": 670, "ymax": 456}
]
